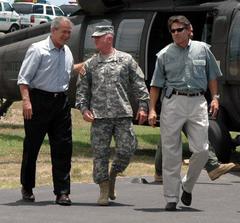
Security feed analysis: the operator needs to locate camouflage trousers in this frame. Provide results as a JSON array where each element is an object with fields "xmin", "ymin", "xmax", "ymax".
[{"xmin": 91, "ymin": 118, "xmax": 137, "ymax": 184}]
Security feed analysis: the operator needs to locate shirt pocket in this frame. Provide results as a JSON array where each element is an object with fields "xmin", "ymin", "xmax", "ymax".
[
  {"xmin": 193, "ymin": 59, "xmax": 206, "ymax": 66},
  {"xmin": 108, "ymin": 66, "xmax": 119, "ymax": 83},
  {"xmin": 164, "ymin": 54, "xmax": 182, "ymax": 80},
  {"xmin": 165, "ymin": 55, "xmax": 180, "ymax": 72},
  {"xmin": 92, "ymin": 66, "xmax": 105, "ymax": 88},
  {"xmin": 117, "ymin": 65, "xmax": 131, "ymax": 90},
  {"xmin": 165, "ymin": 61, "xmax": 182, "ymax": 81},
  {"xmin": 192, "ymin": 59, "xmax": 206, "ymax": 79},
  {"xmin": 108, "ymin": 62, "xmax": 127, "ymax": 83}
]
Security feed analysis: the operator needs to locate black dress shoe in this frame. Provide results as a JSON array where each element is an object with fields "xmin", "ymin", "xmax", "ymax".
[
  {"xmin": 165, "ymin": 202, "xmax": 177, "ymax": 211},
  {"xmin": 21, "ymin": 187, "xmax": 35, "ymax": 202},
  {"xmin": 181, "ymin": 188, "xmax": 192, "ymax": 206},
  {"xmin": 56, "ymin": 194, "xmax": 72, "ymax": 206}
]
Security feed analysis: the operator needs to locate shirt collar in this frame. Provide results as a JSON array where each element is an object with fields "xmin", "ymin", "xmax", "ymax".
[
  {"xmin": 173, "ymin": 39, "xmax": 191, "ymax": 49},
  {"xmin": 97, "ymin": 49, "xmax": 117, "ymax": 63},
  {"xmin": 48, "ymin": 36, "xmax": 65, "ymax": 51}
]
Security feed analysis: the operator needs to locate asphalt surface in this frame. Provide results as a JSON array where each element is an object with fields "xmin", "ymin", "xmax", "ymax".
[{"xmin": 0, "ymin": 171, "xmax": 239, "ymax": 223}]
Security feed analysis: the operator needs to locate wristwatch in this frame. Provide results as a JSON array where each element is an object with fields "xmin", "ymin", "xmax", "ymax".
[{"xmin": 212, "ymin": 94, "xmax": 220, "ymax": 100}]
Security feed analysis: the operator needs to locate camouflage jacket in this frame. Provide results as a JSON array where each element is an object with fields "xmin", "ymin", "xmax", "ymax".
[{"xmin": 75, "ymin": 50, "xmax": 149, "ymax": 119}]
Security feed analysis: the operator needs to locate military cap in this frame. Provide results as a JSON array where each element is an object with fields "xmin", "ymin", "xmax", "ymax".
[{"xmin": 91, "ymin": 25, "xmax": 114, "ymax": 37}]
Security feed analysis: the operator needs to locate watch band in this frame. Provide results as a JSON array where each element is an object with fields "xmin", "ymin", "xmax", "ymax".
[{"xmin": 212, "ymin": 94, "xmax": 220, "ymax": 100}]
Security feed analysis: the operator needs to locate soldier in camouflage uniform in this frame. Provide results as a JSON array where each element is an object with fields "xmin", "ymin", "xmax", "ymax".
[{"xmin": 75, "ymin": 25, "xmax": 149, "ymax": 206}]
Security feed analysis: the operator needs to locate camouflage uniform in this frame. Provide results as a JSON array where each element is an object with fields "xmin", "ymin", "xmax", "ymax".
[{"xmin": 75, "ymin": 50, "xmax": 149, "ymax": 183}]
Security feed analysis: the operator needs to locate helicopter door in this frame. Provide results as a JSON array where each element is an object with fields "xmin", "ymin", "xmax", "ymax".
[{"xmin": 227, "ymin": 10, "xmax": 240, "ymax": 82}]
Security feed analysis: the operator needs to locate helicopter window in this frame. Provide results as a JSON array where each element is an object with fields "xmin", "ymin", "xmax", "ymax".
[
  {"xmin": 201, "ymin": 16, "xmax": 213, "ymax": 44},
  {"xmin": 83, "ymin": 19, "xmax": 112, "ymax": 60},
  {"xmin": 115, "ymin": 19, "xmax": 145, "ymax": 62},
  {"xmin": 228, "ymin": 12, "xmax": 240, "ymax": 77}
]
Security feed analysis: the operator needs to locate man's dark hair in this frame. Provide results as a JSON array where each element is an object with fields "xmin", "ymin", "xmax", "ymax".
[{"xmin": 167, "ymin": 15, "xmax": 191, "ymax": 32}]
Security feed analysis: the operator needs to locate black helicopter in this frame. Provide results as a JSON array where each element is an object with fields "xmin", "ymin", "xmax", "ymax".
[{"xmin": 1, "ymin": 0, "xmax": 240, "ymax": 162}]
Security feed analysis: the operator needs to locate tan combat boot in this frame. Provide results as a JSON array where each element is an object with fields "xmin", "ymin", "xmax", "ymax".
[
  {"xmin": 109, "ymin": 171, "xmax": 117, "ymax": 200},
  {"xmin": 208, "ymin": 163, "xmax": 236, "ymax": 181},
  {"xmin": 97, "ymin": 181, "xmax": 109, "ymax": 206}
]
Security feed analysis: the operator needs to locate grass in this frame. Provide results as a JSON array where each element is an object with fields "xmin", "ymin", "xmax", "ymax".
[
  {"xmin": 0, "ymin": 102, "xmax": 164, "ymax": 189},
  {"xmin": 2, "ymin": 102, "xmax": 239, "ymax": 189}
]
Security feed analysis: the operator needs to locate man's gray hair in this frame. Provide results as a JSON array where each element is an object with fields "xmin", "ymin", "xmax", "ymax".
[{"xmin": 51, "ymin": 16, "xmax": 73, "ymax": 29}]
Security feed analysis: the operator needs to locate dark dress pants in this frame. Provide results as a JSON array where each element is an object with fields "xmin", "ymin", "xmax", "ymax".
[{"xmin": 20, "ymin": 90, "xmax": 72, "ymax": 195}]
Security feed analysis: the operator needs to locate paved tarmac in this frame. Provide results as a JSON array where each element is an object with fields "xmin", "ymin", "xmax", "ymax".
[{"xmin": 0, "ymin": 171, "xmax": 239, "ymax": 223}]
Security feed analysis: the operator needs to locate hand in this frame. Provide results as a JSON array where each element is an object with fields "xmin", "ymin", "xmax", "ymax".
[
  {"xmin": 75, "ymin": 63, "xmax": 86, "ymax": 76},
  {"xmin": 22, "ymin": 99, "xmax": 32, "ymax": 120},
  {"xmin": 83, "ymin": 110, "xmax": 94, "ymax": 122},
  {"xmin": 148, "ymin": 109, "xmax": 157, "ymax": 127},
  {"xmin": 209, "ymin": 98, "xmax": 219, "ymax": 118},
  {"xmin": 136, "ymin": 109, "xmax": 148, "ymax": 125}
]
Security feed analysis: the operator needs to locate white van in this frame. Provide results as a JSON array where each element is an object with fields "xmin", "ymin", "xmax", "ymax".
[
  {"xmin": 0, "ymin": 1, "xmax": 20, "ymax": 32},
  {"xmin": 30, "ymin": 3, "xmax": 65, "ymax": 27}
]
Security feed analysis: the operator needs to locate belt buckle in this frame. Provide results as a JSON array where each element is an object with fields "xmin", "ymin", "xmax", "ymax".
[{"xmin": 53, "ymin": 93, "xmax": 58, "ymax": 97}]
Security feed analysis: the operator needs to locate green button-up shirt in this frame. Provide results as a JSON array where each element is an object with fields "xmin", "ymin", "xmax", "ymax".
[{"xmin": 150, "ymin": 40, "xmax": 222, "ymax": 92}]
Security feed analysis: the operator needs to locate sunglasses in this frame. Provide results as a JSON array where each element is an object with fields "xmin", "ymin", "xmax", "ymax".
[{"xmin": 170, "ymin": 27, "xmax": 185, "ymax": 34}]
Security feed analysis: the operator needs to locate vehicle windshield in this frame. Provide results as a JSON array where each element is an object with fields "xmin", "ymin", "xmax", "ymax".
[
  {"xmin": 13, "ymin": 3, "xmax": 33, "ymax": 14},
  {"xmin": 3, "ymin": 2, "xmax": 12, "ymax": 12},
  {"xmin": 54, "ymin": 7, "xmax": 64, "ymax": 16}
]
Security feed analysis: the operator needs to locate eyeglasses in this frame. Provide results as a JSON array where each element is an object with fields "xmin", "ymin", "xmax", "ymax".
[{"xmin": 170, "ymin": 27, "xmax": 185, "ymax": 34}]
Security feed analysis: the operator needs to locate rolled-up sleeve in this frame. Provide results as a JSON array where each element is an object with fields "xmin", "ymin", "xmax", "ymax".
[
  {"xmin": 150, "ymin": 53, "xmax": 165, "ymax": 88},
  {"xmin": 17, "ymin": 45, "xmax": 41, "ymax": 86}
]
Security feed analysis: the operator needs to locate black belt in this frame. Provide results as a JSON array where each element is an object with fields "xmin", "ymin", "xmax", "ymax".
[
  {"xmin": 172, "ymin": 89, "xmax": 204, "ymax": 97},
  {"xmin": 31, "ymin": 88, "xmax": 67, "ymax": 98}
]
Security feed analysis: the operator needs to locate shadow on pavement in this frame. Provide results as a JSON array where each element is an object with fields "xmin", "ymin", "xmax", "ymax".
[
  {"xmin": 134, "ymin": 206, "xmax": 203, "ymax": 212},
  {"xmin": 2, "ymin": 200, "xmax": 134, "ymax": 207}
]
